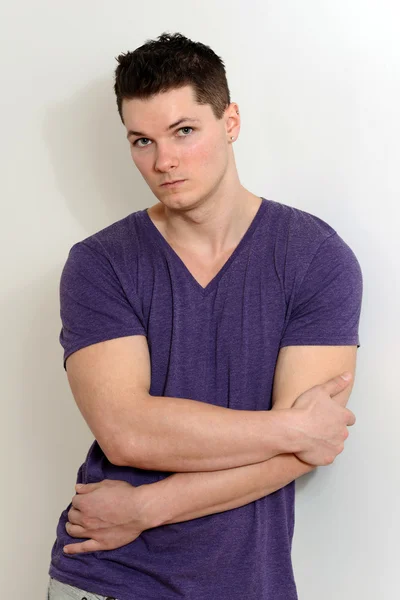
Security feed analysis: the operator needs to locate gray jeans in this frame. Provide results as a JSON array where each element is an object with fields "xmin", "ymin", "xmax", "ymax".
[{"xmin": 47, "ymin": 577, "xmax": 117, "ymax": 600}]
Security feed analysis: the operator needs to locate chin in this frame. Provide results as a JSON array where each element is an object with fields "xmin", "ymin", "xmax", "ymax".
[
  {"xmin": 156, "ymin": 188, "xmax": 194, "ymax": 207},
  {"xmin": 163, "ymin": 197, "xmax": 194, "ymax": 212}
]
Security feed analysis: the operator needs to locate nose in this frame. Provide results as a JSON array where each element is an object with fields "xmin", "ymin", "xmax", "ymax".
[{"xmin": 154, "ymin": 142, "xmax": 179, "ymax": 172}]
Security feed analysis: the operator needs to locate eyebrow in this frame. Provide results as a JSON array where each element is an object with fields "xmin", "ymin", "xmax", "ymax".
[{"xmin": 126, "ymin": 117, "xmax": 201, "ymax": 139}]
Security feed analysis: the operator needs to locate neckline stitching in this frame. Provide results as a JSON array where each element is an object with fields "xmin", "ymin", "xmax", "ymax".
[{"xmin": 140, "ymin": 197, "xmax": 267, "ymax": 297}]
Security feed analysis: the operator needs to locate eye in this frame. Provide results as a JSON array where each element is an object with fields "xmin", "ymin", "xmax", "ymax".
[
  {"xmin": 177, "ymin": 126, "xmax": 194, "ymax": 136},
  {"xmin": 132, "ymin": 126, "xmax": 194, "ymax": 148},
  {"xmin": 132, "ymin": 137, "xmax": 151, "ymax": 148}
]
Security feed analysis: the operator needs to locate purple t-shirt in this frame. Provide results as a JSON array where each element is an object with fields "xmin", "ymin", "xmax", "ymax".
[{"xmin": 49, "ymin": 197, "xmax": 363, "ymax": 600}]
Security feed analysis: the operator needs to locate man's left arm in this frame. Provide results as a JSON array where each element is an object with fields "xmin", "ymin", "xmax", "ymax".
[
  {"xmin": 64, "ymin": 345, "xmax": 357, "ymax": 553},
  {"xmin": 136, "ymin": 344, "xmax": 357, "ymax": 529}
]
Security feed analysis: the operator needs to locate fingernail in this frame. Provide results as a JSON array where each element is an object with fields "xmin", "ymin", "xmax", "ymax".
[
  {"xmin": 76, "ymin": 484, "xmax": 84, "ymax": 489},
  {"xmin": 341, "ymin": 372, "xmax": 352, "ymax": 380}
]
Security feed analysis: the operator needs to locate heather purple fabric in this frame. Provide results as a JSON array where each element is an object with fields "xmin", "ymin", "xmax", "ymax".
[{"xmin": 49, "ymin": 197, "xmax": 363, "ymax": 599}]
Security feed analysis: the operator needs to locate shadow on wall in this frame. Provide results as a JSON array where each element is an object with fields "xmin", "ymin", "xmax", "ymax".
[
  {"xmin": 41, "ymin": 77, "xmax": 153, "ymax": 234},
  {"xmin": 10, "ymin": 78, "xmax": 153, "ymax": 596}
]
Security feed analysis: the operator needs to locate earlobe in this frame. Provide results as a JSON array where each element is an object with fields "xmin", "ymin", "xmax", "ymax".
[{"xmin": 226, "ymin": 108, "xmax": 240, "ymax": 142}]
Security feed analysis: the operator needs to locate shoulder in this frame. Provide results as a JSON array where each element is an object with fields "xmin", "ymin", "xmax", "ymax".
[
  {"xmin": 65, "ymin": 209, "xmax": 146, "ymax": 266},
  {"xmin": 263, "ymin": 197, "xmax": 337, "ymax": 252},
  {"xmin": 261, "ymin": 197, "xmax": 362, "ymax": 299},
  {"xmin": 262, "ymin": 197, "xmax": 361, "ymax": 265}
]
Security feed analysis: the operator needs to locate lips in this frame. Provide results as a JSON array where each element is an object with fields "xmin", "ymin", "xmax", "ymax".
[{"xmin": 161, "ymin": 179, "xmax": 185, "ymax": 186}]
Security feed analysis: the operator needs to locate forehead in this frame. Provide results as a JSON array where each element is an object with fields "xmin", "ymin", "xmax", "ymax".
[{"xmin": 122, "ymin": 85, "xmax": 214, "ymax": 134}]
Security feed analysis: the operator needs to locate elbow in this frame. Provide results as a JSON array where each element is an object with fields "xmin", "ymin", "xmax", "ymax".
[
  {"xmin": 100, "ymin": 396, "xmax": 153, "ymax": 468},
  {"xmin": 94, "ymin": 433, "xmax": 133, "ymax": 467},
  {"xmin": 114, "ymin": 440, "xmax": 165, "ymax": 470},
  {"xmin": 106, "ymin": 436, "xmax": 147, "ymax": 468},
  {"xmin": 95, "ymin": 440, "xmax": 124, "ymax": 467},
  {"xmin": 106, "ymin": 447, "xmax": 127, "ymax": 467}
]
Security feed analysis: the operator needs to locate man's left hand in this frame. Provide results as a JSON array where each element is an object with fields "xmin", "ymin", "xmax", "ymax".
[{"xmin": 63, "ymin": 479, "xmax": 150, "ymax": 554}]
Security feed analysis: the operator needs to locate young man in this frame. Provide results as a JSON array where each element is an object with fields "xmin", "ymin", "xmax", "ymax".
[{"xmin": 47, "ymin": 32, "xmax": 362, "ymax": 600}]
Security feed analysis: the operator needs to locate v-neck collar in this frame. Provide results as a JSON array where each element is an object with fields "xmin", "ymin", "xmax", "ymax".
[{"xmin": 140, "ymin": 197, "xmax": 267, "ymax": 297}]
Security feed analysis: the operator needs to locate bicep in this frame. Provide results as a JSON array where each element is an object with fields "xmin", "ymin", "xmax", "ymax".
[
  {"xmin": 272, "ymin": 345, "xmax": 358, "ymax": 410},
  {"xmin": 65, "ymin": 334, "xmax": 150, "ymax": 464}
]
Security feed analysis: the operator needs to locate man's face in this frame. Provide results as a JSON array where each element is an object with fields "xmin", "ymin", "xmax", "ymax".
[{"xmin": 122, "ymin": 85, "xmax": 232, "ymax": 210}]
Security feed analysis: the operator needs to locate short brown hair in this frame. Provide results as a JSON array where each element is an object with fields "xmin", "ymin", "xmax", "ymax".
[{"xmin": 113, "ymin": 32, "xmax": 231, "ymax": 124}]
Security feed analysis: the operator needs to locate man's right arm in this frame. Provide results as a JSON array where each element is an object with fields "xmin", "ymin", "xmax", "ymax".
[
  {"xmin": 65, "ymin": 335, "xmax": 354, "ymax": 472},
  {"xmin": 65, "ymin": 335, "xmax": 304, "ymax": 472}
]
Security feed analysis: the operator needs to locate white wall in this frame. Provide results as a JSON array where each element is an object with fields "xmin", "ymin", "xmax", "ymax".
[{"xmin": 1, "ymin": 1, "xmax": 398, "ymax": 597}]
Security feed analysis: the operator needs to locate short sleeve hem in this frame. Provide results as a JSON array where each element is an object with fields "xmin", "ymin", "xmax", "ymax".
[
  {"xmin": 280, "ymin": 337, "xmax": 360, "ymax": 349},
  {"xmin": 63, "ymin": 329, "xmax": 146, "ymax": 370}
]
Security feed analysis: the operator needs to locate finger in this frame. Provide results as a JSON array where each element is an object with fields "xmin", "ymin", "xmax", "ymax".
[
  {"xmin": 75, "ymin": 482, "xmax": 102, "ymax": 494},
  {"xmin": 68, "ymin": 507, "xmax": 83, "ymax": 524},
  {"xmin": 345, "ymin": 408, "xmax": 356, "ymax": 426},
  {"xmin": 63, "ymin": 538, "xmax": 102, "ymax": 555},
  {"xmin": 65, "ymin": 522, "xmax": 90, "ymax": 538},
  {"xmin": 71, "ymin": 494, "xmax": 83, "ymax": 509},
  {"xmin": 320, "ymin": 372, "xmax": 352, "ymax": 398}
]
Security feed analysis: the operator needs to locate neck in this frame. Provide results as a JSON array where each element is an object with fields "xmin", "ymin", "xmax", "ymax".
[{"xmin": 149, "ymin": 186, "xmax": 262, "ymax": 257}]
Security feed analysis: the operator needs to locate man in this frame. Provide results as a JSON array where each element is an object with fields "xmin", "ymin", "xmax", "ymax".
[{"xmin": 47, "ymin": 32, "xmax": 362, "ymax": 600}]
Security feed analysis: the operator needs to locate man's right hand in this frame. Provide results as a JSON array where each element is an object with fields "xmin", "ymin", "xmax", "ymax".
[{"xmin": 289, "ymin": 373, "xmax": 356, "ymax": 466}]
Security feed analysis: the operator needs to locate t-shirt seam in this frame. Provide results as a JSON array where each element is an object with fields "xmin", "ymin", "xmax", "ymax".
[
  {"xmin": 280, "ymin": 337, "xmax": 360, "ymax": 345},
  {"xmin": 294, "ymin": 231, "xmax": 338, "ymax": 295}
]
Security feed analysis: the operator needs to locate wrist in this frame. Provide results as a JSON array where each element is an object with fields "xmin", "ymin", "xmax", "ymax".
[
  {"xmin": 269, "ymin": 408, "xmax": 308, "ymax": 454},
  {"xmin": 133, "ymin": 480, "xmax": 169, "ymax": 530}
]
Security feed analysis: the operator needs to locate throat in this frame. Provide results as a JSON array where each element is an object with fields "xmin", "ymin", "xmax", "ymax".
[{"xmin": 168, "ymin": 244, "xmax": 236, "ymax": 289}]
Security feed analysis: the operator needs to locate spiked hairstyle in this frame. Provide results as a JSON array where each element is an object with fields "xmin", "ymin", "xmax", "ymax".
[{"xmin": 113, "ymin": 32, "xmax": 231, "ymax": 123}]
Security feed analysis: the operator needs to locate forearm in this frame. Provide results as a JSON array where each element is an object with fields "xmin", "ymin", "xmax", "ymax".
[
  {"xmin": 139, "ymin": 452, "xmax": 316, "ymax": 528},
  {"xmin": 118, "ymin": 395, "xmax": 303, "ymax": 473}
]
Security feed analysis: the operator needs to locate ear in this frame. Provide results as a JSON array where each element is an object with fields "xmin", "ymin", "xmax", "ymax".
[{"xmin": 225, "ymin": 102, "xmax": 240, "ymax": 140}]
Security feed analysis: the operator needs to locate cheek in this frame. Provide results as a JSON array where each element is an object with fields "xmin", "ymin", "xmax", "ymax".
[
  {"xmin": 184, "ymin": 137, "xmax": 223, "ymax": 170},
  {"xmin": 130, "ymin": 136, "xmax": 225, "ymax": 178},
  {"xmin": 131, "ymin": 152, "xmax": 151, "ymax": 177}
]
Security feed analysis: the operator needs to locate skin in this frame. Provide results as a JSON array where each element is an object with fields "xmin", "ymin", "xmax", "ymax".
[
  {"xmin": 123, "ymin": 84, "xmax": 263, "ymax": 264},
  {"xmin": 64, "ymin": 372, "xmax": 354, "ymax": 554},
  {"xmin": 62, "ymin": 85, "xmax": 356, "ymax": 554}
]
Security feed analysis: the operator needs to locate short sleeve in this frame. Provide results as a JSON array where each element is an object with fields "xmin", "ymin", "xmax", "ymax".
[
  {"xmin": 279, "ymin": 233, "xmax": 363, "ymax": 348},
  {"xmin": 59, "ymin": 241, "xmax": 147, "ymax": 371}
]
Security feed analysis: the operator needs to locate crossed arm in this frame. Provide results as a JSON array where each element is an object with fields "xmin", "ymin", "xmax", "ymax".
[
  {"xmin": 65, "ymin": 337, "xmax": 357, "ymax": 529},
  {"xmin": 132, "ymin": 344, "xmax": 356, "ymax": 528}
]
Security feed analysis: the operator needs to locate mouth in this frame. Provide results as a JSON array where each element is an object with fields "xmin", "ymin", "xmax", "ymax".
[{"xmin": 160, "ymin": 179, "xmax": 186, "ymax": 187}]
